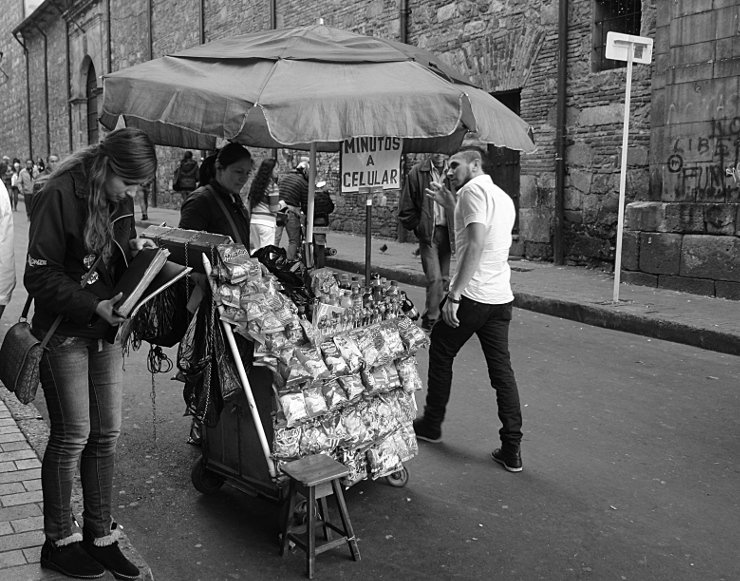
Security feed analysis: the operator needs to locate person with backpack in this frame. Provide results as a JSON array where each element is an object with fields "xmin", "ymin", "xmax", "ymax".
[{"xmin": 173, "ymin": 150, "xmax": 199, "ymax": 202}]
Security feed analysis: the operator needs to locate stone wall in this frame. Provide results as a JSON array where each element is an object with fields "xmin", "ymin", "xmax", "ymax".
[{"xmin": 623, "ymin": 0, "xmax": 740, "ymax": 299}]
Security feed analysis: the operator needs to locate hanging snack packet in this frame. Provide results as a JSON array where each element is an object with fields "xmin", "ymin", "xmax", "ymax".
[
  {"xmin": 322, "ymin": 413, "xmax": 348, "ymax": 446},
  {"xmin": 277, "ymin": 354, "xmax": 312, "ymax": 390},
  {"xmin": 273, "ymin": 425, "xmax": 302, "ymax": 459},
  {"xmin": 338, "ymin": 374, "xmax": 365, "ymax": 401},
  {"xmin": 333, "ymin": 333, "xmax": 363, "ymax": 373},
  {"xmin": 366, "ymin": 436, "xmax": 403, "ymax": 479},
  {"xmin": 310, "ymin": 267, "xmax": 340, "ymax": 297},
  {"xmin": 280, "ymin": 392, "xmax": 309, "ymax": 427},
  {"xmin": 303, "ymin": 385, "xmax": 329, "ymax": 417},
  {"xmin": 384, "ymin": 363, "xmax": 401, "ymax": 390},
  {"xmin": 217, "ymin": 283, "xmax": 242, "ymax": 308},
  {"xmin": 378, "ymin": 321, "xmax": 406, "ymax": 361},
  {"xmin": 295, "ymin": 346, "xmax": 331, "ymax": 381},
  {"xmin": 300, "ymin": 422, "xmax": 332, "ymax": 455},
  {"xmin": 339, "ymin": 448, "xmax": 367, "ymax": 487},
  {"xmin": 322, "ymin": 378, "xmax": 349, "ymax": 410},
  {"xmin": 396, "ymin": 316, "xmax": 430, "ymax": 353},
  {"xmin": 216, "ymin": 244, "xmax": 261, "ymax": 284},
  {"xmin": 354, "ymin": 326, "xmax": 381, "ymax": 369},
  {"xmin": 319, "ymin": 340, "xmax": 349, "ymax": 376},
  {"xmin": 398, "ymin": 420, "xmax": 419, "ymax": 462},
  {"xmin": 395, "ymin": 356, "xmax": 423, "ymax": 393},
  {"xmin": 341, "ymin": 406, "xmax": 372, "ymax": 447},
  {"xmin": 361, "ymin": 365, "xmax": 391, "ymax": 395}
]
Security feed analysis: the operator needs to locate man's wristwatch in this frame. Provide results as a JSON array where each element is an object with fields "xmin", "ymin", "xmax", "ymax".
[{"xmin": 447, "ymin": 294, "xmax": 461, "ymax": 304}]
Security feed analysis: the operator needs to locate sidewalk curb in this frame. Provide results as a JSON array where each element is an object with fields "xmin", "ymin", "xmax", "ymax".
[
  {"xmin": 327, "ymin": 256, "xmax": 740, "ymax": 357},
  {"xmin": 514, "ymin": 293, "xmax": 740, "ymax": 357},
  {"xmin": 0, "ymin": 389, "xmax": 154, "ymax": 581}
]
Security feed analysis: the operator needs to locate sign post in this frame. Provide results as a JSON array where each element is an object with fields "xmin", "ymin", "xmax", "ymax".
[{"xmin": 605, "ymin": 32, "xmax": 653, "ymax": 303}]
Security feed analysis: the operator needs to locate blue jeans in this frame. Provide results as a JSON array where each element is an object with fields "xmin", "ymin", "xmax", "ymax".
[
  {"xmin": 419, "ymin": 225, "xmax": 451, "ymax": 324},
  {"xmin": 39, "ymin": 334, "xmax": 122, "ymax": 542},
  {"xmin": 424, "ymin": 298, "xmax": 523, "ymax": 447}
]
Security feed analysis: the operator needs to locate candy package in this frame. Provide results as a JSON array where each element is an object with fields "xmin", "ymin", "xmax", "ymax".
[
  {"xmin": 280, "ymin": 392, "xmax": 308, "ymax": 427},
  {"xmin": 272, "ymin": 426, "xmax": 302, "ymax": 459},
  {"xmin": 333, "ymin": 334, "xmax": 363, "ymax": 373},
  {"xmin": 396, "ymin": 356, "xmax": 423, "ymax": 393},
  {"xmin": 396, "ymin": 316, "xmax": 430, "ymax": 353},
  {"xmin": 337, "ymin": 374, "xmax": 365, "ymax": 401},
  {"xmin": 216, "ymin": 244, "xmax": 261, "ymax": 284},
  {"xmin": 319, "ymin": 340, "xmax": 350, "ymax": 376},
  {"xmin": 303, "ymin": 385, "xmax": 329, "ymax": 417}
]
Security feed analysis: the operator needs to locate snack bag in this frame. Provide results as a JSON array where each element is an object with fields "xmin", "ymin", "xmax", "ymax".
[
  {"xmin": 341, "ymin": 406, "xmax": 372, "ymax": 447},
  {"xmin": 303, "ymin": 385, "xmax": 329, "ymax": 417},
  {"xmin": 216, "ymin": 244, "xmax": 261, "ymax": 284},
  {"xmin": 310, "ymin": 268, "xmax": 340, "ymax": 297},
  {"xmin": 273, "ymin": 426, "xmax": 302, "ymax": 459},
  {"xmin": 320, "ymin": 340, "xmax": 350, "ymax": 376},
  {"xmin": 333, "ymin": 333, "xmax": 363, "ymax": 373},
  {"xmin": 295, "ymin": 346, "xmax": 331, "ymax": 381},
  {"xmin": 217, "ymin": 283, "xmax": 242, "ymax": 308},
  {"xmin": 354, "ymin": 326, "xmax": 381, "ymax": 369},
  {"xmin": 361, "ymin": 365, "xmax": 391, "ymax": 395},
  {"xmin": 322, "ymin": 378, "xmax": 349, "ymax": 410},
  {"xmin": 396, "ymin": 356, "xmax": 423, "ymax": 393},
  {"xmin": 337, "ymin": 374, "xmax": 365, "ymax": 401},
  {"xmin": 339, "ymin": 447, "xmax": 367, "ymax": 487},
  {"xmin": 378, "ymin": 321, "xmax": 406, "ymax": 362},
  {"xmin": 280, "ymin": 392, "xmax": 308, "ymax": 427},
  {"xmin": 396, "ymin": 315, "xmax": 430, "ymax": 353},
  {"xmin": 299, "ymin": 422, "xmax": 332, "ymax": 455},
  {"xmin": 366, "ymin": 436, "xmax": 403, "ymax": 479}
]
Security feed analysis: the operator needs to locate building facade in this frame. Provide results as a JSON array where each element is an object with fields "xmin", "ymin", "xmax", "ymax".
[{"xmin": 1, "ymin": 0, "xmax": 738, "ymax": 298}]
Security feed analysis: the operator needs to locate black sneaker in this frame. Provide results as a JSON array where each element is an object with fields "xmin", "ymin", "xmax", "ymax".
[
  {"xmin": 491, "ymin": 448, "xmax": 523, "ymax": 472},
  {"xmin": 82, "ymin": 527, "xmax": 140, "ymax": 580},
  {"xmin": 413, "ymin": 418, "xmax": 442, "ymax": 443},
  {"xmin": 41, "ymin": 539, "xmax": 106, "ymax": 579}
]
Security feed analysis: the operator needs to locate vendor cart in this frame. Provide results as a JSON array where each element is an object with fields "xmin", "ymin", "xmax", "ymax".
[{"xmin": 188, "ymin": 251, "xmax": 420, "ymax": 508}]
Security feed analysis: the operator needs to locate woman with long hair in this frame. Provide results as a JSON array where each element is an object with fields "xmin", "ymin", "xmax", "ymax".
[
  {"xmin": 248, "ymin": 158, "xmax": 281, "ymax": 251},
  {"xmin": 25, "ymin": 127, "xmax": 157, "ymax": 580},
  {"xmin": 179, "ymin": 142, "xmax": 252, "ymax": 247}
]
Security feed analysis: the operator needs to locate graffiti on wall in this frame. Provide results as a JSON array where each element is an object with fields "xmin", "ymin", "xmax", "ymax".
[{"xmin": 666, "ymin": 117, "xmax": 740, "ymax": 201}]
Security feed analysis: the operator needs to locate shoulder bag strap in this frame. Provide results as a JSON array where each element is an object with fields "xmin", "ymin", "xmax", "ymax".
[
  {"xmin": 208, "ymin": 185, "xmax": 243, "ymax": 245},
  {"xmin": 36, "ymin": 254, "xmax": 104, "ymax": 349}
]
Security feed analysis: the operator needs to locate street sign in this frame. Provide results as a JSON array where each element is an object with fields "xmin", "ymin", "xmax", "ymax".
[
  {"xmin": 605, "ymin": 32, "xmax": 653, "ymax": 65},
  {"xmin": 606, "ymin": 32, "xmax": 653, "ymax": 303}
]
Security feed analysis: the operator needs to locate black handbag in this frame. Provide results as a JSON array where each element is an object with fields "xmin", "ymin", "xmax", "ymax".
[
  {"xmin": 0, "ymin": 256, "xmax": 102, "ymax": 404},
  {"xmin": 0, "ymin": 297, "xmax": 61, "ymax": 404}
]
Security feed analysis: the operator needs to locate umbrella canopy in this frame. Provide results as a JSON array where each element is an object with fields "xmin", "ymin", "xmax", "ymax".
[{"xmin": 101, "ymin": 24, "xmax": 535, "ymax": 154}]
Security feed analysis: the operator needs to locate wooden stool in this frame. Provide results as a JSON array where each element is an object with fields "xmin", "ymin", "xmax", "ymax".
[{"xmin": 279, "ymin": 454, "xmax": 361, "ymax": 578}]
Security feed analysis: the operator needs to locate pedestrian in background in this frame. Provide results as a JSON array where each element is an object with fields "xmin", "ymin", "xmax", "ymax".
[
  {"xmin": 0, "ymin": 177, "xmax": 14, "ymax": 320},
  {"xmin": 248, "ymin": 157, "xmax": 281, "ymax": 251},
  {"xmin": 173, "ymin": 150, "xmax": 199, "ymax": 202},
  {"xmin": 1, "ymin": 158, "xmax": 15, "ymax": 211},
  {"xmin": 32, "ymin": 153, "xmax": 59, "ymax": 199},
  {"xmin": 413, "ymin": 146, "xmax": 524, "ymax": 474},
  {"xmin": 399, "ymin": 153, "xmax": 454, "ymax": 331},
  {"xmin": 276, "ymin": 159, "xmax": 309, "ymax": 259},
  {"xmin": 18, "ymin": 157, "xmax": 37, "ymax": 220},
  {"xmin": 10, "ymin": 158, "xmax": 22, "ymax": 214},
  {"xmin": 25, "ymin": 127, "xmax": 157, "ymax": 579}
]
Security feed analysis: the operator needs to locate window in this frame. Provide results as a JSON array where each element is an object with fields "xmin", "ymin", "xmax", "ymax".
[
  {"xmin": 593, "ymin": 0, "xmax": 642, "ymax": 72},
  {"xmin": 86, "ymin": 61, "xmax": 99, "ymax": 145}
]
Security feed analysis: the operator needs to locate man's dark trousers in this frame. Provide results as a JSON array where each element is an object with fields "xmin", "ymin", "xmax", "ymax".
[{"xmin": 424, "ymin": 297, "xmax": 523, "ymax": 447}]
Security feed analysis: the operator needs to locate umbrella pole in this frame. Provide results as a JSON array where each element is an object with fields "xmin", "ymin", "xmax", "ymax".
[
  {"xmin": 304, "ymin": 143, "xmax": 317, "ymax": 268},
  {"xmin": 365, "ymin": 191, "xmax": 372, "ymax": 284}
]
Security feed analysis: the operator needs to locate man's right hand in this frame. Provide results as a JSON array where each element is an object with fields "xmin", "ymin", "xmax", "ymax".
[{"xmin": 424, "ymin": 181, "xmax": 456, "ymax": 211}]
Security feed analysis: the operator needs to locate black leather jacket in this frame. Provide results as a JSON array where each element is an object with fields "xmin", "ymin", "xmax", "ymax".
[{"xmin": 24, "ymin": 161, "xmax": 136, "ymax": 340}]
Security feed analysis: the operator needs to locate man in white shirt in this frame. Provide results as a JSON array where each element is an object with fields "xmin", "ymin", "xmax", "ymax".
[
  {"xmin": 413, "ymin": 146, "xmax": 524, "ymax": 473},
  {"xmin": 0, "ymin": 178, "xmax": 15, "ymax": 319}
]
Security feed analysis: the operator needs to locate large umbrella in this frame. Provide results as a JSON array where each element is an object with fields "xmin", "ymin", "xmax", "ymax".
[
  {"xmin": 100, "ymin": 24, "xmax": 535, "ymax": 154},
  {"xmin": 101, "ymin": 24, "xmax": 536, "ymax": 260}
]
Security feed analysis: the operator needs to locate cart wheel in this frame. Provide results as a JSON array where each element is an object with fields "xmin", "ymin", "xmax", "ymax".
[
  {"xmin": 385, "ymin": 467, "xmax": 409, "ymax": 487},
  {"xmin": 191, "ymin": 457, "xmax": 225, "ymax": 495}
]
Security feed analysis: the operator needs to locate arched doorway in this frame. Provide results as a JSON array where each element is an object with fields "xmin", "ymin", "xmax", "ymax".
[{"xmin": 86, "ymin": 61, "xmax": 99, "ymax": 144}]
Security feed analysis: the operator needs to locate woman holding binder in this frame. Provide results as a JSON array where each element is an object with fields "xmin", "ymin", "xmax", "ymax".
[{"xmin": 24, "ymin": 127, "xmax": 157, "ymax": 580}]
